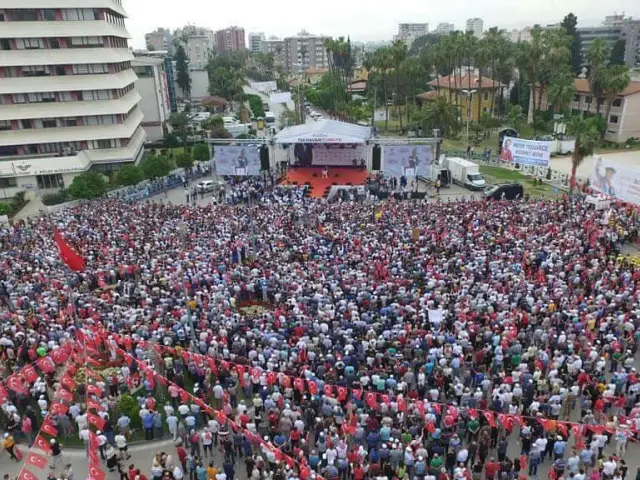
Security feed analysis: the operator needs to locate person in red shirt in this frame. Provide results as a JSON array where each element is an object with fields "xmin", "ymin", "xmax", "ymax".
[
  {"xmin": 128, "ymin": 465, "xmax": 136, "ymax": 480},
  {"xmin": 176, "ymin": 445, "xmax": 188, "ymax": 472},
  {"xmin": 485, "ymin": 458, "xmax": 500, "ymax": 480},
  {"xmin": 353, "ymin": 464, "xmax": 365, "ymax": 480}
]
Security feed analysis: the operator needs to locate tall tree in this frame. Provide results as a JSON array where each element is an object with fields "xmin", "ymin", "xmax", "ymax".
[
  {"xmin": 373, "ymin": 47, "xmax": 393, "ymax": 131},
  {"xmin": 561, "ymin": 13, "xmax": 582, "ymax": 75},
  {"xmin": 609, "ymin": 40, "xmax": 626, "ymax": 66},
  {"xmin": 174, "ymin": 44, "xmax": 191, "ymax": 100},
  {"xmin": 474, "ymin": 39, "xmax": 491, "ymax": 121},
  {"xmin": 390, "ymin": 40, "xmax": 408, "ymax": 129},
  {"xmin": 601, "ymin": 64, "xmax": 631, "ymax": 139},
  {"xmin": 403, "ymin": 56, "xmax": 424, "ymax": 125},
  {"xmin": 547, "ymin": 68, "xmax": 576, "ymax": 113},
  {"xmin": 567, "ymin": 115, "xmax": 600, "ymax": 192},
  {"xmin": 537, "ymin": 28, "xmax": 572, "ymax": 113},
  {"xmin": 412, "ymin": 95, "xmax": 460, "ymax": 137},
  {"xmin": 586, "ymin": 38, "xmax": 610, "ymax": 114},
  {"xmin": 516, "ymin": 27, "xmax": 544, "ymax": 122},
  {"xmin": 484, "ymin": 28, "xmax": 507, "ymax": 117}
]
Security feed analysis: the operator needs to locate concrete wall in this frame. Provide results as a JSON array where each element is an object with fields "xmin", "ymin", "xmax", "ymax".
[{"xmin": 190, "ymin": 70, "xmax": 209, "ymax": 101}]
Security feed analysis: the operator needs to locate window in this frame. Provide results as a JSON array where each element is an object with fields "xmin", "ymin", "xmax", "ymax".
[
  {"xmin": 89, "ymin": 139, "xmax": 119, "ymax": 149},
  {"xmin": 70, "ymin": 36, "xmax": 102, "ymax": 47},
  {"xmin": 27, "ymin": 92, "xmax": 55, "ymax": 102},
  {"xmin": 57, "ymin": 92, "xmax": 73, "ymax": 102},
  {"xmin": 22, "ymin": 65, "xmax": 50, "ymax": 77},
  {"xmin": 483, "ymin": 92, "xmax": 489, "ymax": 101},
  {"xmin": 55, "ymin": 66, "xmax": 66, "ymax": 76},
  {"xmin": 61, "ymin": 9, "xmax": 97, "ymax": 21},
  {"xmin": 21, "ymin": 120, "xmax": 33, "ymax": 129},
  {"xmin": 0, "ymin": 13, "xmax": 5, "ymax": 22},
  {"xmin": 573, "ymin": 94, "xmax": 580, "ymax": 102},
  {"xmin": 609, "ymin": 115, "xmax": 619, "ymax": 124},
  {"xmin": 50, "ymin": 39, "xmax": 60, "ymax": 49},
  {"xmin": 41, "ymin": 119, "xmax": 57, "ymax": 128},
  {"xmin": 43, "ymin": 9, "xmax": 56, "ymax": 20},
  {"xmin": 613, "ymin": 99, "xmax": 622, "ymax": 107},
  {"xmin": 0, "ymin": 178, "xmax": 17, "ymax": 188},
  {"xmin": 37, "ymin": 174, "xmax": 64, "ymax": 190},
  {"xmin": 586, "ymin": 96, "xmax": 592, "ymax": 104},
  {"xmin": 0, "ymin": 39, "xmax": 10, "ymax": 51},
  {"xmin": 13, "ymin": 10, "xmax": 38, "ymax": 21},
  {"xmin": 72, "ymin": 64, "xmax": 108, "ymax": 74},
  {"xmin": 64, "ymin": 119, "xmax": 78, "ymax": 127},
  {"xmin": 82, "ymin": 90, "xmax": 110, "ymax": 101},
  {"xmin": 12, "ymin": 94, "xmax": 26, "ymax": 104},
  {"xmin": 16, "ymin": 38, "xmax": 44, "ymax": 50},
  {"xmin": 86, "ymin": 115, "xmax": 116, "ymax": 126},
  {"xmin": 0, "ymin": 120, "xmax": 10, "ymax": 131}
]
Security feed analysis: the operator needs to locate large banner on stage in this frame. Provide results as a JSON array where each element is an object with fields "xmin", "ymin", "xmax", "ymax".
[
  {"xmin": 383, "ymin": 145, "xmax": 433, "ymax": 177},
  {"xmin": 215, "ymin": 146, "xmax": 261, "ymax": 176},
  {"xmin": 590, "ymin": 156, "xmax": 640, "ymax": 205},
  {"xmin": 500, "ymin": 137, "xmax": 552, "ymax": 167}
]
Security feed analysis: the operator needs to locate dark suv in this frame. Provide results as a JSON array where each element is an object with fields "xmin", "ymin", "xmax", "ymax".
[{"xmin": 483, "ymin": 183, "xmax": 524, "ymax": 201}]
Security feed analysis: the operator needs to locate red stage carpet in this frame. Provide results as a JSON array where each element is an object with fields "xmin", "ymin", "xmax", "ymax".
[{"xmin": 279, "ymin": 167, "xmax": 369, "ymax": 198}]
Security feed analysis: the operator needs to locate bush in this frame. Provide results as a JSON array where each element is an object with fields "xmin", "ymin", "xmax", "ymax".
[
  {"xmin": 117, "ymin": 394, "xmax": 142, "ymax": 429},
  {"xmin": 243, "ymin": 94, "xmax": 265, "ymax": 118},
  {"xmin": 140, "ymin": 155, "xmax": 173, "ymax": 179},
  {"xmin": 41, "ymin": 190, "xmax": 71, "ymax": 206},
  {"xmin": 67, "ymin": 172, "xmax": 107, "ymax": 199},
  {"xmin": 114, "ymin": 165, "xmax": 145, "ymax": 186},
  {"xmin": 164, "ymin": 132, "xmax": 180, "ymax": 148},
  {"xmin": 176, "ymin": 152, "xmax": 194, "ymax": 170},
  {"xmin": 193, "ymin": 143, "xmax": 210, "ymax": 162},
  {"xmin": 210, "ymin": 127, "xmax": 233, "ymax": 139},
  {"xmin": 0, "ymin": 203, "xmax": 12, "ymax": 215}
]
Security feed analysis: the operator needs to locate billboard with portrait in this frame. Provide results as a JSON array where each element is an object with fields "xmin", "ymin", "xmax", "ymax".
[
  {"xmin": 215, "ymin": 146, "xmax": 261, "ymax": 176},
  {"xmin": 500, "ymin": 137, "xmax": 552, "ymax": 167},
  {"xmin": 590, "ymin": 156, "xmax": 640, "ymax": 205},
  {"xmin": 383, "ymin": 145, "xmax": 433, "ymax": 177}
]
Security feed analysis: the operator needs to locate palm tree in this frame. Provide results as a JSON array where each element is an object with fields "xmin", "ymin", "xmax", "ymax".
[
  {"xmin": 474, "ymin": 39, "xmax": 491, "ymax": 122},
  {"xmin": 402, "ymin": 57, "xmax": 423, "ymax": 125},
  {"xmin": 601, "ymin": 64, "xmax": 631, "ymax": 139},
  {"xmin": 483, "ymin": 27, "xmax": 505, "ymax": 116},
  {"xmin": 506, "ymin": 104, "xmax": 525, "ymax": 132},
  {"xmin": 567, "ymin": 115, "xmax": 600, "ymax": 192},
  {"xmin": 547, "ymin": 68, "xmax": 576, "ymax": 114},
  {"xmin": 516, "ymin": 27, "xmax": 543, "ymax": 122},
  {"xmin": 374, "ymin": 47, "xmax": 393, "ymax": 131},
  {"xmin": 390, "ymin": 40, "xmax": 407, "ymax": 130},
  {"xmin": 413, "ymin": 95, "xmax": 460, "ymax": 137},
  {"xmin": 586, "ymin": 38, "xmax": 610, "ymax": 114},
  {"xmin": 537, "ymin": 28, "xmax": 572, "ymax": 113}
]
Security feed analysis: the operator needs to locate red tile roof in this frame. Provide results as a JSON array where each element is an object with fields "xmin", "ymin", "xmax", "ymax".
[
  {"xmin": 574, "ymin": 78, "xmax": 640, "ymax": 97},
  {"xmin": 416, "ymin": 91, "xmax": 439, "ymax": 100},
  {"xmin": 428, "ymin": 74, "xmax": 503, "ymax": 90}
]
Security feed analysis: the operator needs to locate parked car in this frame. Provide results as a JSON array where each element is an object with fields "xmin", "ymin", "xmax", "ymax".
[
  {"xmin": 483, "ymin": 183, "xmax": 524, "ymax": 201},
  {"xmin": 196, "ymin": 180, "xmax": 223, "ymax": 193}
]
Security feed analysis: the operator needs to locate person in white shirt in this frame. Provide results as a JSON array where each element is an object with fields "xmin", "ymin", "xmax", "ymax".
[
  {"xmin": 164, "ymin": 402, "xmax": 175, "ymax": 417},
  {"xmin": 167, "ymin": 414, "xmax": 179, "ymax": 440},
  {"xmin": 114, "ymin": 433, "xmax": 130, "ymax": 460},
  {"xmin": 201, "ymin": 428, "xmax": 213, "ymax": 457},
  {"xmin": 602, "ymin": 457, "xmax": 617, "ymax": 477},
  {"xmin": 173, "ymin": 465, "xmax": 184, "ymax": 480}
]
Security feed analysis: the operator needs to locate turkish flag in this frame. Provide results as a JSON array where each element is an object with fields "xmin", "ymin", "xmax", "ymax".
[
  {"xmin": 41, "ymin": 418, "xmax": 58, "ymax": 437},
  {"xmin": 337, "ymin": 386, "xmax": 348, "ymax": 401},
  {"xmin": 426, "ymin": 421, "xmax": 436, "ymax": 434},
  {"xmin": 519, "ymin": 455, "xmax": 527, "ymax": 470},
  {"xmin": 468, "ymin": 408, "xmax": 478, "ymax": 419},
  {"xmin": 217, "ymin": 410, "xmax": 227, "ymax": 425},
  {"xmin": 323, "ymin": 384, "xmax": 334, "ymax": 397},
  {"xmin": 307, "ymin": 380, "xmax": 318, "ymax": 395},
  {"xmin": 267, "ymin": 371, "xmax": 277, "ymax": 385},
  {"xmin": 6, "ymin": 375, "xmax": 27, "ymax": 394},
  {"xmin": 505, "ymin": 416, "xmax": 515, "ymax": 430},
  {"xmin": 36, "ymin": 357, "xmax": 56, "ymax": 373},
  {"xmin": 86, "ymin": 385, "xmax": 102, "ymax": 397},
  {"xmin": 556, "ymin": 422, "xmax": 568, "ymax": 438},
  {"xmin": 50, "ymin": 402, "xmax": 69, "ymax": 415},
  {"xmin": 154, "ymin": 373, "xmax": 168, "ymax": 387},
  {"xmin": 88, "ymin": 413, "xmax": 106, "ymax": 430},
  {"xmin": 444, "ymin": 415, "xmax": 455, "ymax": 427},
  {"xmin": 416, "ymin": 401, "xmax": 425, "ymax": 416},
  {"xmin": 34, "ymin": 435, "xmax": 52, "ymax": 454},
  {"xmin": 366, "ymin": 391, "xmax": 378, "ymax": 409},
  {"xmin": 88, "ymin": 464, "xmax": 107, "ymax": 480},
  {"xmin": 50, "ymin": 348, "xmax": 69, "ymax": 365},
  {"xmin": 26, "ymin": 452, "xmax": 48, "ymax": 469},
  {"xmin": 381, "ymin": 394, "xmax": 390, "ymax": 405},
  {"xmin": 54, "ymin": 228, "xmax": 85, "ymax": 272},
  {"xmin": 300, "ymin": 465, "xmax": 311, "ymax": 480},
  {"xmin": 61, "ymin": 376, "xmax": 76, "ymax": 391},
  {"xmin": 482, "ymin": 410, "xmax": 496, "ymax": 427},
  {"xmin": 284, "ymin": 455, "xmax": 295, "ymax": 469},
  {"xmin": 352, "ymin": 388, "xmax": 362, "ymax": 400},
  {"xmin": 447, "ymin": 406, "xmax": 459, "ymax": 418},
  {"xmin": 571, "ymin": 424, "xmax": 584, "ymax": 437},
  {"xmin": 57, "ymin": 388, "xmax": 73, "ymax": 403},
  {"xmin": 236, "ymin": 365, "xmax": 246, "ymax": 387},
  {"xmin": 432, "ymin": 403, "xmax": 441, "ymax": 414},
  {"xmin": 179, "ymin": 389, "xmax": 190, "ymax": 404},
  {"xmin": 294, "ymin": 378, "xmax": 305, "ymax": 393},
  {"xmin": 0, "ymin": 383, "xmax": 8, "ymax": 403},
  {"xmin": 18, "ymin": 469, "xmax": 39, "ymax": 480},
  {"xmin": 22, "ymin": 365, "xmax": 38, "ymax": 384},
  {"xmin": 251, "ymin": 368, "xmax": 261, "ymax": 382}
]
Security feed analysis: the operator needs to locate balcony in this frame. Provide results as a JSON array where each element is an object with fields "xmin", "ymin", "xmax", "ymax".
[
  {"xmin": 0, "ymin": 20, "xmax": 130, "ymax": 39},
  {"xmin": 0, "ymin": 1, "xmax": 128, "ymax": 18},
  {"xmin": 0, "ymin": 47, "xmax": 133, "ymax": 67},
  {"xmin": 0, "ymin": 69, "xmax": 137, "ymax": 94}
]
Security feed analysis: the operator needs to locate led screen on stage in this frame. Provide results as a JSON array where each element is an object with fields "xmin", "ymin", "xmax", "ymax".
[
  {"xmin": 289, "ymin": 144, "xmax": 367, "ymax": 167},
  {"xmin": 383, "ymin": 145, "xmax": 433, "ymax": 177},
  {"xmin": 215, "ymin": 146, "xmax": 261, "ymax": 176}
]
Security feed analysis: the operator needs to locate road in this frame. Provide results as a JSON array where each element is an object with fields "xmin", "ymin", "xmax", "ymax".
[{"xmin": 242, "ymin": 85, "xmax": 317, "ymax": 128}]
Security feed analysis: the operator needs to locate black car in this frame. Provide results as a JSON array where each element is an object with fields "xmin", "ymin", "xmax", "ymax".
[{"xmin": 483, "ymin": 183, "xmax": 524, "ymax": 201}]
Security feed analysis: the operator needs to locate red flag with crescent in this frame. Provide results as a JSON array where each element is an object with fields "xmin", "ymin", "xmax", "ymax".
[
  {"xmin": 54, "ymin": 228, "xmax": 85, "ymax": 272},
  {"xmin": 26, "ymin": 452, "xmax": 48, "ymax": 469}
]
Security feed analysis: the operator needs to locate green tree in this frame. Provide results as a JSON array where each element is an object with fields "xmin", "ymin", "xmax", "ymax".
[
  {"xmin": 561, "ymin": 13, "xmax": 582, "ymax": 75},
  {"xmin": 208, "ymin": 66, "xmax": 244, "ymax": 101},
  {"xmin": 412, "ymin": 95, "xmax": 460, "ymax": 137},
  {"xmin": 601, "ymin": 64, "xmax": 631, "ymax": 139},
  {"xmin": 609, "ymin": 40, "xmax": 626, "ymax": 66},
  {"xmin": 140, "ymin": 155, "xmax": 173, "ymax": 179},
  {"xmin": 403, "ymin": 56, "xmax": 424, "ymax": 125},
  {"xmin": 537, "ymin": 28, "xmax": 572, "ymax": 113},
  {"xmin": 164, "ymin": 132, "xmax": 180, "ymax": 148},
  {"xmin": 174, "ymin": 44, "xmax": 191, "ymax": 100},
  {"xmin": 169, "ymin": 112, "xmax": 190, "ymax": 147},
  {"xmin": 474, "ymin": 38, "xmax": 491, "ymax": 121},
  {"xmin": 547, "ymin": 68, "xmax": 576, "ymax": 113},
  {"xmin": 567, "ymin": 115, "xmax": 600, "ymax": 192},
  {"xmin": 516, "ymin": 28, "xmax": 544, "ymax": 125},
  {"xmin": 586, "ymin": 38, "xmax": 610, "ymax": 114},
  {"xmin": 390, "ymin": 40, "xmax": 408, "ymax": 130},
  {"xmin": 193, "ymin": 143, "xmax": 211, "ymax": 162},
  {"xmin": 209, "ymin": 127, "xmax": 233, "ymax": 139},
  {"xmin": 114, "ymin": 165, "xmax": 144, "ymax": 186},
  {"xmin": 67, "ymin": 171, "xmax": 107, "ymax": 199},
  {"xmin": 373, "ymin": 46, "xmax": 393, "ymax": 131},
  {"xmin": 484, "ymin": 28, "xmax": 509, "ymax": 116},
  {"xmin": 506, "ymin": 104, "xmax": 525, "ymax": 133},
  {"xmin": 176, "ymin": 151, "xmax": 194, "ymax": 169}
]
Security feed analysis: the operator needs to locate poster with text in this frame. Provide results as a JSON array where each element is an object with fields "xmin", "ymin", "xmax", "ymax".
[
  {"xmin": 500, "ymin": 137, "xmax": 552, "ymax": 167},
  {"xmin": 383, "ymin": 145, "xmax": 433, "ymax": 177},
  {"xmin": 590, "ymin": 156, "xmax": 640, "ymax": 205},
  {"xmin": 215, "ymin": 146, "xmax": 261, "ymax": 176}
]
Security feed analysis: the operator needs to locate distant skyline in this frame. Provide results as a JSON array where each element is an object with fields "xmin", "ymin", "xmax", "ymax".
[{"xmin": 124, "ymin": 0, "xmax": 639, "ymax": 49}]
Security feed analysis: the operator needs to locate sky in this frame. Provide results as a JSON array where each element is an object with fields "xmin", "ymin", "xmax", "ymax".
[{"xmin": 123, "ymin": 0, "xmax": 639, "ymax": 49}]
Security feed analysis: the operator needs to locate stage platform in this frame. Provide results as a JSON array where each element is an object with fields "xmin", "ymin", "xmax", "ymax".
[{"xmin": 279, "ymin": 167, "xmax": 369, "ymax": 198}]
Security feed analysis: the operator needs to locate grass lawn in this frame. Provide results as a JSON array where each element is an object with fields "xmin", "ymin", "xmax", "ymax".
[{"xmin": 480, "ymin": 166, "xmax": 560, "ymax": 199}]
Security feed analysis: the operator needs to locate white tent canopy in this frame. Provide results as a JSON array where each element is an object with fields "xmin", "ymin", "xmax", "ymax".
[{"xmin": 274, "ymin": 120, "xmax": 372, "ymax": 144}]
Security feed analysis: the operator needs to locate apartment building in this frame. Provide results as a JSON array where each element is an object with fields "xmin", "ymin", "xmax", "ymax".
[
  {"xmin": 283, "ymin": 32, "xmax": 329, "ymax": 74},
  {"xmin": 132, "ymin": 57, "xmax": 170, "ymax": 141},
  {"xmin": 396, "ymin": 23, "xmax": 428, "ymax": 46},
  {"xmin": 261, "ymin": 38, "xmax": 284, "ymax": 67},
  {"xmin": 183, "ymin": 35, "xmax": 211, "ymax": 70},
  {"xmin": 435, "ymin": 23, "xmax": 455, "ymax": 35},
  {"xmin": 249, "ymin": 32, "xmax": 264, "ymax": 53},
  {"xmin": 144, "ymin": 27, "xmax": 172, "ymax": 55},
  {"xmin": 534, "ymin": 78, "xmax": 640, "ymax": 143},
  {"xmin": 578, "ymin": 16, "xmax": 640, "ymax": 68},
  {"xmin": 214, "ymin": 26, "xmax": 245, "ymax": 52},
  {"xmin": 466, "ymin": 18, "xmax": 483, "ymax": 38},
  {"xmin": 0, "ymin": 1, "xmax": 145, "ymax": 199}
]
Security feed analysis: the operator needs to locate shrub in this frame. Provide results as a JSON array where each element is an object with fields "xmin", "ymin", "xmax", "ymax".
[
  {"xmin": 117, "ymin": 394, "xmax": 142, "ymax": 429},
  {"xmin": 140, "ymin": 155, "xmax": 173, "ymax": 179},
  {"xmin": 164, "ymin": 132, "xmax": 180, "ymax": 148},
  {"xmin": 114, "ymin": 165, "xmax": 145, "ymax": 186},
  {"xmin": 176, "ymin": 152, "xmax": 194, "ymax": 170},
  {"xmin": 193, "ymin": 143, "xmax": 210, "ymax": 162},
  {"xmin": 0, "ymin": 203, "xmax": 12, "ymax": 215},
  {"xmin": 67, "ymin": 172, "xmax": 107, "ymax": 199},
  {"xmin": 41, "ymin": 190, "xmax": 71, "ymax": 206}
]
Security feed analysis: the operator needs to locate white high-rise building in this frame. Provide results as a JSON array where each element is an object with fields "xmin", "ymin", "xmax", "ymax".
[
  {"xmin": 0, "ymin": 0, "xmax": 145, "ymax": 198},
  {"xmin": 466, "ymin": 18, "xmax": 484, "ymax": 37},
  {"xmin": 249, "ymin": 32, "xmax": 265, "ymax": 53},
  {"xmin": 436, "ymin": 23, "xmax": 455, "ymax": 35},
  {"xmin": 396, "ymin": 23, "xmax": 428, "ymax": 45}
]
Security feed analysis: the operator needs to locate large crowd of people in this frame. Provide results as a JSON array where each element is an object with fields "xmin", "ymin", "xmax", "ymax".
[{"xmin": 1, "ymin": 190, "xmax": 640, "ymax": 480}]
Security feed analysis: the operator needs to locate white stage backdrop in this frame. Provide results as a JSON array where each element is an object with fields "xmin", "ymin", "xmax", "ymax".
[
  {"xmin": 270, "ymin": 92, "xmax": 292, "ymax": 104},
  {"xmin": 287, "ymin": 144, "xmax": 365, "ymax": 166},
  {"xmin": 216, "ymin": 146, "xmax": 261, "ymax": 176},
  {"xmin": 383, "ymin": 145, "xmax": 433, "ymax": 177}
]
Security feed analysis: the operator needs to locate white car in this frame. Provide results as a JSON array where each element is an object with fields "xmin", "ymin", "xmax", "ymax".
[
  {"xmin": 196, "ymin": 180, "xmax": 221, "ymax": 193},
  {"xmin": 309, "ymin": 111, "xmax": 318, "ymax": 118},
  {"xmin": 314, "ymin": 115, "xmax": 323, "ymax": 121}
]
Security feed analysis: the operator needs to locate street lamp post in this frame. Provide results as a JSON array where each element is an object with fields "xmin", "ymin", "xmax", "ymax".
[{"xmin": 462, "ymin": 89, "xmax": 477, "ymax": 150}]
